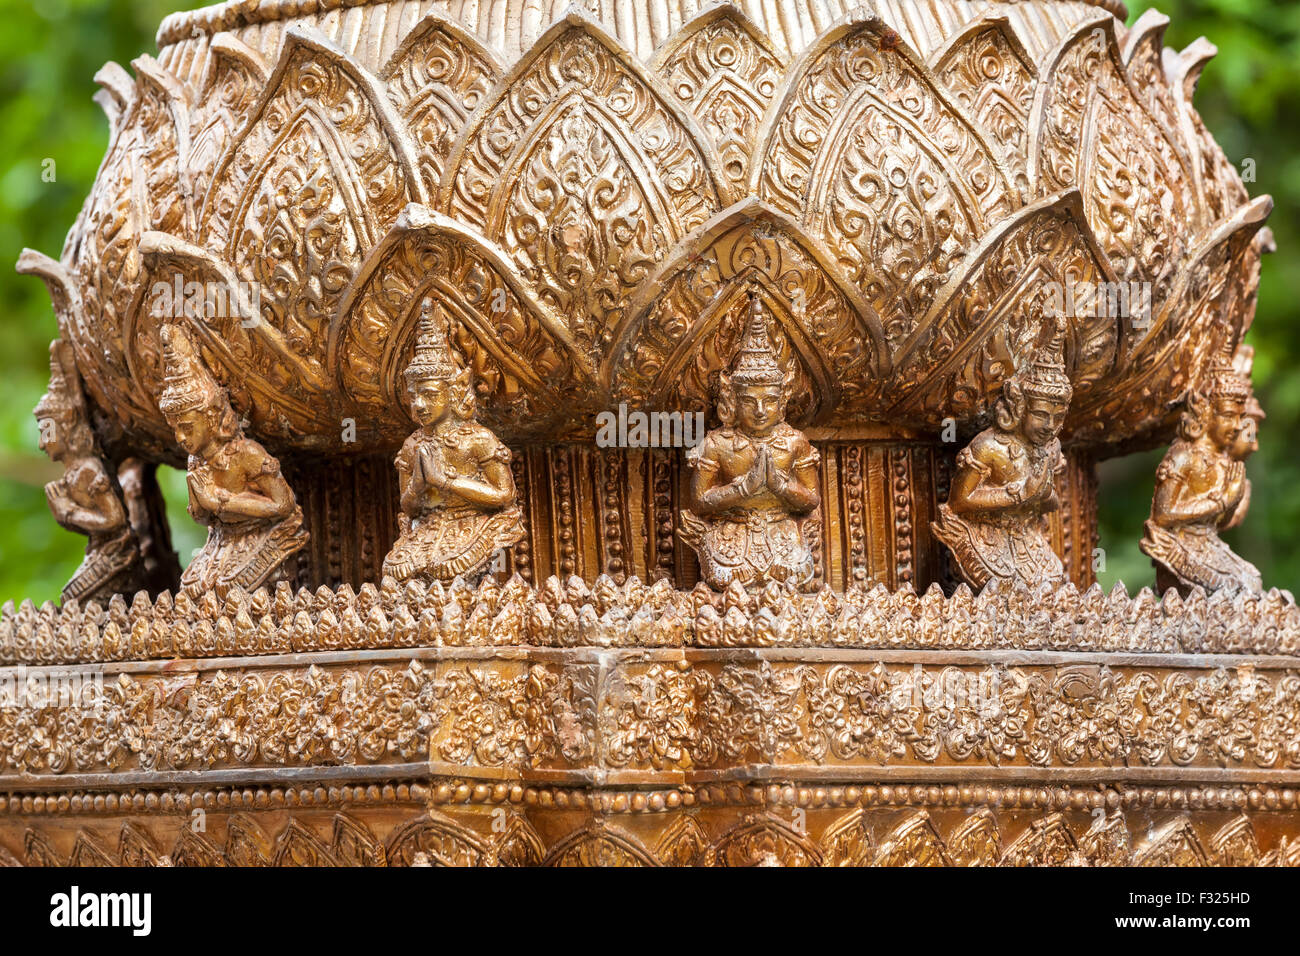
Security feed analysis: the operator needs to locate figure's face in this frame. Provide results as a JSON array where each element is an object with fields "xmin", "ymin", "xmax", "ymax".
[
  {"xmin": 36, "ymin": 417, "xmax": 66, "ymax": 460},
  {"xmin": 735, "ymin": 384, "xmax": 784, "ymax": 435},
  {"xmin": 1210, "ymin": 402, "xmax": 1257, "ymax": 460},
  {"xmin": 410, "ymin": 379, "xmax": 450, "ymax": 427},
  {"xmin": 172, "ymin": 409, "xmax": 211, "ymax": 456},
  {"xmin": 1022, "ymin": 397, "xmax": 1066, "ymax": 446}
]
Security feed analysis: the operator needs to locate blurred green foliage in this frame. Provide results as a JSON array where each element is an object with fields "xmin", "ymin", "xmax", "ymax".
[
  {"xmin": 0, "ymin": 0, "xmax": 202, "ymax": 603},
  {"xmin": 0, "ymin": 0, "xmax": 1296, "ymax": 602}
]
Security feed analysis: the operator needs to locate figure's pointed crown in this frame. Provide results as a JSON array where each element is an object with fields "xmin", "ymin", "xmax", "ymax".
[
  {"xmin": 159, "ymin": 324, "xmax": 222, "ymax": 418},
  {"xmin": 404, "ymin": 298, "xmax": 460, "ymax": 384},
  {"xmin": 1020, "ymin": 315, "xmax": 1073, "ymax": 404},
  {"xmin": 1232, "ymin": 344, "xmax": 1265, "ymax": 420},
  {"xmin": 1209, "ymin": 341, "xmax": 1252, "ymax": 406},
  {"xmin": 727, "ymin": 291, "xmax": 785, "ymax": 388},
  {"xmin": 33, "ymin": 340, "xmax": 86, "ymax": 423}
]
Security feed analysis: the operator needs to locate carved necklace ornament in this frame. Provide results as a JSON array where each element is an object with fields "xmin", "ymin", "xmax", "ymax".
[
  {"xmin": 932, "ymin": 319, "xmax": 1072, "ymax": 590},
  {"xmin": 1140, "ymin": 344, "xmax": 1263, "ymax": 595},
  {"xmin": 158, "ymin": 324, "xmax": 307, "ymax": 595},
  {"xmin": 382, "ymin": 298, "xmax": 524, "ymax": 585}
]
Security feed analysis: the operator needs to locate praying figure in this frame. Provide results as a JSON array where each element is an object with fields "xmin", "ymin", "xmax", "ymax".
[
  {"xmin": 679, "ymin": 293, "xmax": 821, "ymax": 591},
  {"xmin": 158, "ymin": 324, "xmax": 307, "ymax": 594},
  {"xmin": 382, "ymin": 298, "xmax": 524, "ymax": 584},
  {"xmin": 931, "ymin": 322, "xmax": 1072, "ymax": 591},
  {"xmin": 35, "ymin": 340, "xmax": 144, "ymax": 603},
  {"xmin": 1140, "ymin": 345, "xmax": 1262, "ymax": 595}
]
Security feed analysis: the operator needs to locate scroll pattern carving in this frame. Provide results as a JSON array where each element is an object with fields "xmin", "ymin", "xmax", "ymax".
[
  {"xmin": 652, "ymin": 7, "xmax": 787, "ymax": 189},
  {"xmin": 1074, "ymin": 197, "xmax": 1270, "ymax": 439},
  {"xmin": 332, "ymin": 205, "xmax": 584, "ymax": 440},
  {"xmin": 380, "ymin": 13, "xmax": 504, "ymax": 198},
  {"xmin": 5, "ymin": 801, "xmax": 1294, "ymax": 868},
  {"xmin": 609, "ymin": 203, "xmax": 887, "ymax": 422},
  {"xmin": 1030, "ymin": 15, "xmax": 1201, "ymax": 331},
  {"xmin": 888, "ymin": 191, "xmax": 1118, "ymax": 423},
  {"xmin": 187, "ymin": 35, "xmax": 269, "ymax": 216},
  {"xmin": 756, "ymin": 16, "xmax": 1015, "ymax": 355},
  {"xmin": 442, "ymin": 15, "xmax": 727, "ymax": 354},
  {"xmin": 23, "ymin": 3, "xmax": 1265, "ymax": 457},
  {"xmin": 1, "ymin": 652, "xmax": 1297, "ymax": 776},
  {"xmin": 199, "ymin": 29, "xmax": 423, "ymax": 425},
  {"xmin": 930, "ymin": 17, "xmax": 1036, "ymax": 191}
]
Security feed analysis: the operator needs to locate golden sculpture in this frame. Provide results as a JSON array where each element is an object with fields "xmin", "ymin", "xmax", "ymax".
[
  {"xmin": 932, "ymin": 323, "xmax": 1071, "ymax": 590},
  {"xmin": 1140, "ymin": 346, "xmax": 1263, "ymax": 595},
  {"xmin": 5, "ymin": 0, "xmax": 1296, "ymax": 867},
  {"xmin": 679, "ymin": 294, "xmax": 820, "ymax": 591},
  {"xmin": 158, "ymin": 324, "xmax": 307, "ymax": 595},
  {"xmin": 382, "ymin": 298, "xmax": 524, "ymax": 585},
  {"xmin": 33, "ymin": 341, "xmax": 142, "ymax": 603},
  {"xmin": 11, "ymin": 1, "xmax": 1273, "ymax": 594}
]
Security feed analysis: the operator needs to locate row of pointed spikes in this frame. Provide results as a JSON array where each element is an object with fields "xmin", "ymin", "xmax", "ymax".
[{"xmin": 0, "ymin": 575, "xmax": 1296, "ymax": 665}]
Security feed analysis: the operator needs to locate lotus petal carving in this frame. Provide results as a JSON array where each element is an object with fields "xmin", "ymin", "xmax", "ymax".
[{"xmin": 19, "ymin": 0, "xmax": 1266, "ymax": 460}]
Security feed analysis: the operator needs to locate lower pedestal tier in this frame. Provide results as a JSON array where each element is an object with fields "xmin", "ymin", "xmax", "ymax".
[
  {"xmin": 1, "ymin": 645, "xmax": 1297, "ymax": 865},
  {"xmin": 4, "ymin": 777, "xmax": 1299, "ymax": 867}
]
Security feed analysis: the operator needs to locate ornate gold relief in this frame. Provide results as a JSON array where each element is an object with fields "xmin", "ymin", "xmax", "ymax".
[
  {"xmin": 886, "ymin": 190, "xmax": 1119, "ymax": 426},
  {"xmin": 948, "ymin": 809, "xmax": 1001, "ymax": 866},
  {"xmin": 608, "ymin": 199, "xmax": 888, "ymax": 422},
  {"xmin": 331, "ymin": 203, "xmax": 587, "ymax": 442},
  {"xmin": 651, "ymin": 5, "xmax": 788, "ymax": 189},
  {"xmin": 930, "ymin": 16, "xmax": 1037, "ymax": 192},
  {"xmin": 32, "ymin": 340, "xmax": 144, "ymax": 602},
  {"xmin": 1000, "ymin": 812, "xmax": 1078, "ymax": 866},
  {"xmin": 441, "ymin": 12, "xmax": 730, "ymax": 354},
  {"xmin": 932, "ymin": 322, "xmax": 1072, "ymax": 590},
  {"xmin": 6, "ymin": 790, "xmax": 1299, "ymax": 867},
  {"xmin": 544, "ymin": 823, "xmax": 658, "ymax": 867},
  {"xmin": 157, "ymin": 325, "xmax": 307, "ymax": 595},
  {"xmin": 4, "ymin": 569, "xmax": 1299, "ymax": 666},
  {"xmin": 755, "ymin": 14, "xmax": 1016, "ymax": 355},
  {"xmin": 1141, "ymin": 346, "xmax": 1263, "ymax": 595},
  {"xmin": 678, "ymin": 294, "xmax": 822, "ymax": 591},
  {"xmin": 187, "ymin": 33, "xmax": 269, "ymax": 215},
  {"xmin": 704, "ymin": 814, "xmax": 822, "ymax": 867},
  {"xmin": 1074, "ymin": 196, "xmax": 1271, "ymax": 441},
  {"xmin": 199, "ymin": 26, "xmax": 425, "ymax": 425},
  {"xmin": 1030, "ymin": 13, "xmax": 1200, "ymax": 313},
  {"xmin": 873, "ymin": 811, "xmax": 951, "ymax": 867},
  {"xmin": 380, "ymin": 12, "xmax": 505, "ymax": 199},
  {"xmin": 382, "ymin": 299, "xmax": 525, "ymax": 585},
  {"xmin": 7, "ymin": 0, "xmax": 1291, "ymax": 872},
  {"xmin": 1134, "ymin": 818, "xmax": 1210, "ymax": 867}
]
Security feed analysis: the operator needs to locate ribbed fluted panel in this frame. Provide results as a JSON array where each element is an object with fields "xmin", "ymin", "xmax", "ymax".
[{"xmin": 156, "ymin": 0, "xmax": 1121, "ymax": 84}]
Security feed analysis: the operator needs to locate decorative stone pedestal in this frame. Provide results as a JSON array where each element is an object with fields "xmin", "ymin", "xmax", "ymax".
[{"xmin": 3, "ymin": 581, "xmax": 1298, "ymax": 865}]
